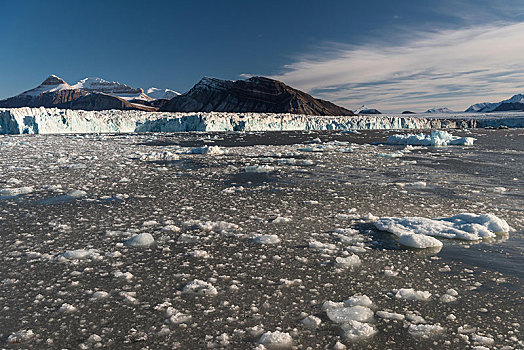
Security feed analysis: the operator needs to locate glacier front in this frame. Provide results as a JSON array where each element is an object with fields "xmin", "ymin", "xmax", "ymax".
[{"xmin": 1, "ymin": 107, "xmax": 524, "ymax": 134}]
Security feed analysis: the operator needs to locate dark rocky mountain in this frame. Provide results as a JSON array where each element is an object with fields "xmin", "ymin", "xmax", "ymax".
[
  {"xmin": 159, "ymin": 76, "xmax": 355, "ymax": 116},
  {"xmin": 401, "ymin": 110, "xmax": 416, "ymax": 114}
]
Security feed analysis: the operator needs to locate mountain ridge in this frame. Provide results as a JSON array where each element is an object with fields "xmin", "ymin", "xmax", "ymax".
[{"xmin": 159, "ymin": 76, "xmax": 355, "ymax": 116}]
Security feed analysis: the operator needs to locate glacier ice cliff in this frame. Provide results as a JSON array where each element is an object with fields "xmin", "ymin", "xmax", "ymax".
[{"xmin": 1, "ymin": 107, "xmax": 523, "ymax": 134}]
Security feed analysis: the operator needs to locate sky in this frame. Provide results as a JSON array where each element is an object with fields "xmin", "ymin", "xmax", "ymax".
[{"xmin": 1, "ymin": 0, "xmax": 524, "ymax": 112}]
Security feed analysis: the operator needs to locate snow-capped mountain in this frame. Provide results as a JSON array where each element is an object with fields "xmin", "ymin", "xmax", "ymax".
[
  {"xmin": 0, "ymin": 75, "xmax": 181, "ymax": 111},
  {"xmin": 355, "ymin": 105, "xmax": 381, "ymax": 114},
  {"xmin": 19, "ymin": 75, "xmax": 73, "ymax": 97},
  {"xmin": 146, "ymin": 87, "xmax": 180, "ymax": 100},
  {"xmin": 160, "ymin": 76, "xmax": 355, "ymax": 116},
  {"xmin": 466, "ymin": 94, "xmax": 524, "ymax": 112},
  {"xmin": 425, "ymin": 107, "xmax": 455, "ymax": 113}
]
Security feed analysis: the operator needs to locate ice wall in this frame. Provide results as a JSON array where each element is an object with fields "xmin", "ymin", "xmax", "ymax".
[{"xmin": 1, "ymin": 107, "xmax": 523, "ymax": 134}]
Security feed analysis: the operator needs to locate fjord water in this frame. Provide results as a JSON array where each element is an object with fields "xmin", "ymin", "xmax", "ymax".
[{"xmin": 0, "ymin": 129, "xmax": 522, "ymax": 348}]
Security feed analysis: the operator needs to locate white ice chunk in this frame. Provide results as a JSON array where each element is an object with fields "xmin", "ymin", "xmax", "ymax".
[
  {"xmin": 190, "ymin": 145, "xmax": 224, "ymax": 155},
  {"xmin": 0, "ymin": 186, "xmax": 34, "ymax": 196},
  {"xmin": 253, "ymin": 234, "xmax": 281, "ymax": 245},
  {"xmin": 375, "ymin": 213, "xmax": 510, "ymax": 241},
  {"xmin": 182, "ymin": 279, "xmax": 218, "ymax": 296},
  {"xmin": 386, "ymin": 130, "xmax": 475, "ymax": 146},
  {"xmin": 395, "ymin": 288, "xmax": 431, "ymax": 301},
  {"xmin": 301, "ymin": 315, "xmax": 321, "ymax": 329},
  {"xmin": 326, "ymin": 306, "xmax": 374, "ymax": 323},
  {"xmin": 335, "ymin": 255, "xmax": 361, "ymax": 268},
  {"xmin": 245, "ymin": 165, "xmax": 275, "ymax": 173},
  {"xmin": 398, "ymin": 234, "xmax": 443, "ymax": 249},
  {"xmin": 344, "ymin": 295, "xmax": 372, "ymax": 307},
  {"xmin": 376, "ymin": 311, "xmax": 405, "ymax": 321},
  {"xmin": 258, "ymin": 331, "xmax": 293, "ymax": 348},
  {"xmin": 408, "ymin": 324, "xmax": 445, "ymax": 337},
  {"xmin": 340, "ymin": 320, "xmax": 377, "ymax": 341},
  {"xmin": 124, "ymin": 233, "xmax": 155, "ymax": 247}
]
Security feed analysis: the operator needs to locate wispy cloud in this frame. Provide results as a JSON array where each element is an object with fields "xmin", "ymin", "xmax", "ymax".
[{"xmin": 271, "ymin": 22, "xmax": 524, "ymax": 112}]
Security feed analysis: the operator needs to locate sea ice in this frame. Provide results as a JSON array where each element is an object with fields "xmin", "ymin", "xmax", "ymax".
[
  {"xmin": 124, "ymin": 233, "xmax": 155, "ymax": 247},
  {"xmin": 375, "ymin": 213, "xmax": 510, "ymax": 241},
  {"xmin": 408, "ymin": 324, "xmax": 445, "ymax": 337},
  {"xmin": 0, "ymin": 186, "xmax": 34, "ymax": 196},
  {"xmin": 395, "ymin": 288, "xmax": 431, "ymax": 301},
  {"xmin": 326, "ymin": 306, "xmax": 374, "ymax": 323},
  {"xmin": 245, "ymin": 165, "xmax": 275, "ymax": 173},
  {"xmin": 182, "ymin": 279, "xmax": 218, "ymax": 296},
  {"xmin": 258, "ymin": 331, "xmax": 293, "ymax": 348},
  {"xmin": 398, "ymin": 233, "xmax": 443, "ymax": 249},
  {"xmin": 386, "ymin": 130, "xmax": 475, "ymax": 146},
  {"xmin": 7, "ymin": 329, "xmax": 35, "ymax": 343},
  {"xmin": 253, "ymin": 234, "xmax": 281, "ymax": 244},
  {"xmin": 334, "ymin": 255, "xmax": 361, "ymax": 268},
  {"xmin": 190, "ymin": 145, "xmax": 224, "ymax": 155},
  {"xmin": 60, "ymin": 249, "xmax": 101, "ymax": 260},
  {"xmin": 301, "ymin": 315, "xmax": 322, "ymax": 329},
  {"xmin": 344, "ymin": 295, "xmax": 372, "ymax": 307},
  {"xmin": 340, "ymin": 320, "xmax": 377, "ymax": 341}
]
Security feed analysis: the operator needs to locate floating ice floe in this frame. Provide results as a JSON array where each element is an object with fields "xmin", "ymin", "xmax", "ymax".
[
  {"xmin": 408, "ymin": 324, "xmax": 445, "ymax": 337},
  {"xmin": 326, "ymin": 305, "xmax": 374, "ymax": 323},
  {"xmin": 189, "ymin": 145, "xmax": 224, "ymax": 155},
  {"xmin": 340, "ymin": 320, "xmax": 378, "ymax": 341},
  {"xmin": 385, "ymin": 130, "xmax": 475, "ymax": 146},
  {"xmin": 375, "ymin": 213, "xmax": 511, "ymax": 243},
  {"xmin": 395, "ymin": 288, "xmax": 431, "ymax": 301},
  {"xmin": 182, "ymin": 279, "xmax": 218, "ymax": 296},
  {"xmin": 244, "ymin": 165, "xmax": 276, "ymax": 173},
  {"xmin": 136, "ymin": 151, "xmax": 179, "ymax": 161},
  {"xmin": 398, "ymin": 233, "xmax": 443, "ymax": 249},
  {"xmin": 7, "ymin": 329, "xmax": 35, "ymax": 344},
  {"xmin": 60, "ymin": 249, "xmax": 101, "ymax": 260},
  {"xmin": 253, "ymin": 234, "xmax": 281, "ymax": 245},
  {"xmin": 258, "ymin": 331, "xmax": 293, "ymax": 348},
  {"xmin": 334, "ymin": 255, "xmax": 361, "ymax": 268},
  {"xmin": 344, "ymin": 295, "xmax": 373, "ymax": 307},
  {"xmin": 184, "ymin": 220, "xmax": 239, "ymax": 233},
  {"xmin": 0, "ymin": 186, "xmax": 34, "ymax": 196},
  {"xmin": 376, "ymin": 311, "xmax": 405, "ymax": 321},
  {"xmin": 301, "ymin": 315, "xmax": 322, "ymax": 329},
  {"xmin": 124, "ymin": 233, "xmax": 155, "ymax": 247}
]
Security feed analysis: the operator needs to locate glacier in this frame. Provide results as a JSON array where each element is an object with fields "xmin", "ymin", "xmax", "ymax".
[{"xmin": 1, "ymin": 107, "xmax": 524, "ymax": 134}]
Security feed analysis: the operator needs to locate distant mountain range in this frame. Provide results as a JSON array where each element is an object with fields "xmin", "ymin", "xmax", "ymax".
[
  {"xmin": 2, "ymin": 74, "xmax": 522, "ymax": 115},
  {"xmin": 0, "ymin": 75, "xmax": 179, "ymax": 111},
  {"xmin": 0, "ymin": 75, "xmax": 354, "ymax": 115},
  {"xmin": 465, "ymin": 94, "xmax": 524, "ymax": 112}
]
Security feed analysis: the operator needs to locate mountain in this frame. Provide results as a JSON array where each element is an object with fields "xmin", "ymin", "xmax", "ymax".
[
  {"xmin": 425, "ymin": 107, "xmax": 455, "ymax": 113},
  {"xmin": 466, "ymin": 94, "xmax": 524, "ymax": 112},
  {"xmin": 0, "ymin": 75, "xmax": 177, "ymax": 111},
  {"xmin": 146, "ymin": 87, "xmax": 180, "ymax": 100},
  {"xmin": 159, "ymin": 76, "xmax": 355, "ymax": 116},
  {"xmin": 401, "ymin": 110, "xmax": 416, "ymax": 114},
  {"xmin": 355, "ymin": 105, "xmax": 381, "ymax": 114}
]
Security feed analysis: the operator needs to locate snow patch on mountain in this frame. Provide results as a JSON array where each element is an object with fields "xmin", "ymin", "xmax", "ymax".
[{"xmin": 425, "ymin": 107, "xmax": 455, "ymax": 113}]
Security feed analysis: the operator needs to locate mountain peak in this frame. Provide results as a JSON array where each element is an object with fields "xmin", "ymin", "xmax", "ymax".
[{"xmin": 41, "ymin": 75, "xmax": 68, "ymax": 86}]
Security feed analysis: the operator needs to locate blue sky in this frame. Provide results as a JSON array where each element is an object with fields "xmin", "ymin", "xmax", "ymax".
[{"xmin": 1, "ymin": 0, "xmax": 524, "ymax": 111}]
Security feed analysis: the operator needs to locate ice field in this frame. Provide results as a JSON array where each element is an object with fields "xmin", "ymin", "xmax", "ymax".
[{"xmin": 0, "ymin": 128, "xmax": 522, "ymax": 349}]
